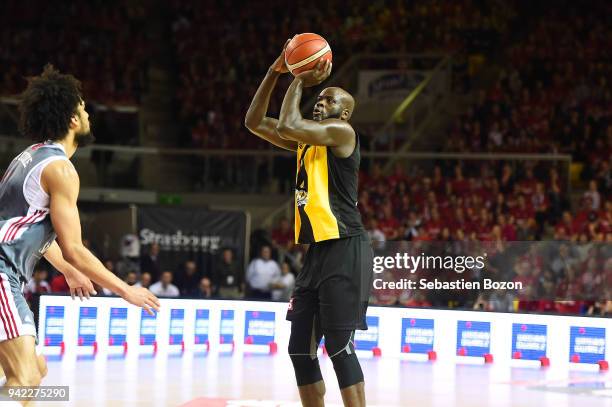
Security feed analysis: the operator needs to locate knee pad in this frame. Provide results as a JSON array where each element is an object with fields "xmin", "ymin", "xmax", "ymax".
[
  {"xmin": 324, "ymin": 330, "xmax": 364, "ymax": 389},
  {"xmin": 288, "ymin": 318, "xmax": 323, "ymax": 386}
]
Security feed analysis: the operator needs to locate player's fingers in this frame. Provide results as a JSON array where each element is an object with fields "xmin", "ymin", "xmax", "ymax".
[
  {"xmin": 70, "ymin": 288, "xmax": 75, "ymax": 300},
  {"xmin": 149, "ymin": 292, "xmax": 161, "ymax": 307},
  {"xmin": 148, "ymin": 295, "xmax": 161, "ymax": 311},
  {"xmin": 146, "ymin": 299, "xmax": 160, "ymax": 313},
  {"xmin": 143, "ymin": 304, "xmax": 154, "ymax": 316}
]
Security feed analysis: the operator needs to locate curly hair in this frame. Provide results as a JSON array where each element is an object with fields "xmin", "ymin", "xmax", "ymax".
[{"xmin": 18, "ymin": 64, "xmax": 83, "ymax": 142}]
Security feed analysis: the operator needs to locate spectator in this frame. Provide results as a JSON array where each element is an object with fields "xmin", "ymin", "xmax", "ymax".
[
  {"xmin": 140, "ymin": 243, "xmax": 162, "ymax": 281},
  {"xmin": 195, "ymin": 277, "xmax": 215, "ymax": 299},
  {"xmin": 115, "ymin": 234, "xmax": 141, "ymax": 279},
  {"xmin": 246, "ymin": 245, "xmax": 280, "ymax": 300},
  {"xmin": 372, "ymin": 271, "xmax": 399, "ymax": 305},
  {"xmin": 213, "ymin": 248, "xmax": 243, "ymax": 299},
  {"xmin": 149, "ymin": 271, "xmax": 180, "ymax": 298},
  {"xmin": 135, "ymin": 272, "xmax": 152, "ymax": 289},
  {"xmin": 24, "ymin": 267, "xmax": 50, "ymax": 302},
  {"xmin": 175, "ymin": 260, "xmax": 201, "ymax": 297},
  {"xmin": 50, "ymin": 272, "xmax": 69, "ymax": 293},
  {"xmin": 367, "ymin": 219, "xmax": 385, "ymax": 244},
  {"xmin": 583, "ymin": 180, "xmax": 601, "ymax": 211},
  {"xmin": 125, "ymin": 271, "xmax": 138, "ymax": 286},
  {"xmin": 271, "ymin": 217, "xmax": 294, "ymax": 250},
  {"xmin": 270, "ymin": 261, "xmax": 295, "ymax": 302}
]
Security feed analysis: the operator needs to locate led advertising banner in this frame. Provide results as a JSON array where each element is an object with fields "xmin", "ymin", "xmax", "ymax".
[
  {"xmin": 169, "ymin": 309, "xmax": 185, "ymax": 346},
  {"xmin": 44, "ymin": 305, "xmax": 64, "ymax": 347},
  {"xmin": 37, "ymin": 296, "xmax": 612, "ymax": 371},
  {"xmin": 456, "ymin": 321, "xmax": 491, "ymax": 357},
  {"xmin": 220, "ymin": 309, "xmax": 235, "ymax": 351},
  {"xmin": 401, "ymin": 318, "xmax": 434, "ymax": 354},
  {"xmin": 569, "ymin": 326, "xmax": 606, "ymax": 364},
  {"xmin": 244, "ymin": 310, "xmax": 275, "ymax": 346},
  {"xmin": 194, "ymin": 309, "xmax": 210, "ymax": 349},
  {"xmin": 355, "ymin": 316, "xmax": 379, "ymax": 352},
  {"xmin": 511, "ymin": 323, "xmax": 547, "ymax": 361},
  {"xmin": 77, "ymin": 307, "xmax": 97, "ymax": 357}
]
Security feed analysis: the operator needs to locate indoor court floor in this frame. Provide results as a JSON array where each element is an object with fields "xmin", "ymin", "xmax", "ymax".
[{"xmin": 26, "ymin": 352, "xmax": 612, "ymax": 407}]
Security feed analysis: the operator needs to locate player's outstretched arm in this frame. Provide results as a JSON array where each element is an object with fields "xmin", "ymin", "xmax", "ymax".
[
  {"xmin": 245, "ymin": 40, "xmax": 297, "ymax": 152},
  {"xmin": 44, "ymin": 240, "xmax": 96, "ymax": 300},
  {"xmin": 42, "ymin": 160, "xmax": 160, "ymax": 315},
  {"xmin": 276, "ymin": 60, "xmax": 354, "ymax": 148}
]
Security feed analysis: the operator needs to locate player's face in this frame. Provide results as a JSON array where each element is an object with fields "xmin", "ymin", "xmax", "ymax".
[
  {"xmin": 313, "ymin": 92, "xmax": 343, "ymax": 121},
  {"xmin": 74, "ymin": 100, "xmax": 95, "ymax": 147}
]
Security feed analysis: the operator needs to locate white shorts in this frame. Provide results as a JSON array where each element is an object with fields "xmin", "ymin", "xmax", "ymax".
[{"xmin": 0, "ymin": 271, "xmax": 37, "ymax": 342}]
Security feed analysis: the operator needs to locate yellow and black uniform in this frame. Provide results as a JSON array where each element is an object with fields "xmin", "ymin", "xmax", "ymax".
[
  {"xmin": 287, "ymin": 133, "xmax": 373, "ymax": 332},
  {"xmin": 294, "ymin": 136, "xmax": 364, "ymax": 243}
]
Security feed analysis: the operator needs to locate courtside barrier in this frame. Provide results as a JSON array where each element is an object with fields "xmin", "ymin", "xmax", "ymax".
[{"xmin": 38, "ymin": 295, "xmax": 610, "ymax": 371}]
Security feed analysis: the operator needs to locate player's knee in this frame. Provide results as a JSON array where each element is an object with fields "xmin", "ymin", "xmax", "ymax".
[
  {"xmin": 289, "ymin": 353, "xmax": 323, "ymax": 386},
  {"xmin": 325, "ymin": 330, "xmax": 364, "ymax": 389},
  {"xmin": 288, "ymin": 336, "xmax": 323, "ymax": 386}
]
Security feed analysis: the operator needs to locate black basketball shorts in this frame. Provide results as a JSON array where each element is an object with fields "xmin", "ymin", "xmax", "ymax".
[{"xmin": 286, "ymin": 233, "xmax": 374, "ymax": 331}]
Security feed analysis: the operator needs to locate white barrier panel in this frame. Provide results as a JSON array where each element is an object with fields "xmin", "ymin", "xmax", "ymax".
[{"xmin": 37, "ymin": 296, "xmax": 611, "ymax": 370}]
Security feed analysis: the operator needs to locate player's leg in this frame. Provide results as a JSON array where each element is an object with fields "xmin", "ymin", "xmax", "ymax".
[
  {"xmin": 0, "ymin": 336, "xmax": 42, "ymax": 405},
  {"xmin": 0, "ymin": 272, "xmax": 43, "ymax": 405},
  {"xmin": 287, "ymin": 288, "xmax": 325, "ymax": 407},
  {"xmin": 290, "ymin": 317, "xmax": 325, "ymax": 407},
  {"xmin": 0, "ymin": 353, "xmax": 46, "ymax": 385},
  {"xmin": 323, "ymin": 330, "xmax": 365, "ymax": 407},
  {"xmin": 318, "ymin": 234, "xmax": 373, "ymax": 407}
]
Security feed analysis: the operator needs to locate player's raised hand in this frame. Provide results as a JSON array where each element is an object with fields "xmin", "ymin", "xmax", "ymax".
[
  {"xmin": 122, "ymin": 285, "xmax": 161, "ymax": 316},
  {"xmin": 65, "ymin": 270, "xmax": 97, "ymax": 300},
  {"xmin": 271, "ymin": 39, "xmax": 291, "ymax": 74},
  {"xmin": 296, "ymin": 59, "xmax": 332, "ymax": 87}
]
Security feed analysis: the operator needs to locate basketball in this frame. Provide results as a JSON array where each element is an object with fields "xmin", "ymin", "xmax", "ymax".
[{"xmin": 284, "ymin": 33, "xmax": 333, "ymax": 76}]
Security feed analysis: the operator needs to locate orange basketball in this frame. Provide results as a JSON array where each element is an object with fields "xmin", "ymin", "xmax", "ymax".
[{"xmin": 284, "ymin": 33, "xmax": 333, "ymax": 76}]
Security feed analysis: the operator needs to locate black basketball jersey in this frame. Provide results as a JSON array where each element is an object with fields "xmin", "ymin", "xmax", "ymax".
[{"xmin": 294, "ymin": 132, "xmax": 365, "ymax": 244}]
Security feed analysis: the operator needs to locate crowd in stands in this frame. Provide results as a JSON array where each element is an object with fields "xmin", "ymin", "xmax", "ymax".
[
  {"xmin": 170, "ymin": 0, "xmax": 515, "ymax": 150},
  {"xmin": 444, "ymin": 1, "xmax": 612, "ymax": 186},
  {"xmin": 0, "ymin": 0, "xmax": 149, "ymax": 147},
  {"xmin": 0, "ymin": 0, "xmax": 150, "ymax": 105},
  {"xmin": 27, "ymin": 241, "xmax": 297, "ymax": 312},
  {"xmin": 359, "ymin": 161, "xmax": 610, "ymax": 243}
]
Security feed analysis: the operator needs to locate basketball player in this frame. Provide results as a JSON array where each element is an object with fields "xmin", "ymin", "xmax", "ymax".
[
  {"xmin": 0, "ymin": 65, "xmax": 160, "ymax": 403},
  {"xmin": 246, "ymin": 43, "xmax": 373, "ymax": 407}
]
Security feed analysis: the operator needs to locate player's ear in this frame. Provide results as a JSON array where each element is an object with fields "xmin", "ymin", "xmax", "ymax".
[
  {"xmin": 340, "ymin": 109, "xmax": 350, "ymax": 121},
  {"xmin": 69, "ymin": 114, "xmax": 80, "ymax": 129}
]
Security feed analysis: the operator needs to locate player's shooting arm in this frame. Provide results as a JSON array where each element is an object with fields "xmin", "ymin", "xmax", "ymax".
[
  {"xmin": 244, "ymin": 44, "xmax": 297, "ymax": 152},
  {"xmin": 276, "ymin": 77, "xmax": 354, "ymax": 147}
]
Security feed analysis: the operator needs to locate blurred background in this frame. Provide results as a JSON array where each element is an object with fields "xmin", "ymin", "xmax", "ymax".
[{"xmin": 0, "ymin": 0, "xmax": 610, "ymax": 317}]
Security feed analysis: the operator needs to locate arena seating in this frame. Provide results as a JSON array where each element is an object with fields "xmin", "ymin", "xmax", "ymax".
[
  {"xmin": 0, "ymin": 0, "xmax": 150, "ymax": 105},
  {"xmin": 170, "ymin": 0, "xmax": 514, "ymax": 148}
]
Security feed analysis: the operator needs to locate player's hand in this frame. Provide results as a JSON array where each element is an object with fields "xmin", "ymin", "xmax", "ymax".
[
  {"xmin": 296, "ymin": 59, "xmax": 332, "ymax": 87},
  {"xmin": 271, "ymin": 39, "xmax": 291, "ymax": 74},
  {"xmin": 122, "ymin": 286, "xmax": 161, "ymax": 316},
  {"xmin": 64, "ymin": 270, "xmax": 97, "ymax": 300}
]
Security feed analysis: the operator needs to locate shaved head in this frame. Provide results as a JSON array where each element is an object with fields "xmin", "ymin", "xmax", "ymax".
[{"xmin": 313, "ymin": 87, "xmax": 355, "ymax": 122}]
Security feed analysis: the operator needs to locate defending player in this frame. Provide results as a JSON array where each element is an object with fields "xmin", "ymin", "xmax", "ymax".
[
  {"xmin": 0, "ymin": 65, "xmax": 160, "ymax": 403},
  {"xmin": 245, "ymin": 43, "xmax": 373, "ymax": 407}
]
